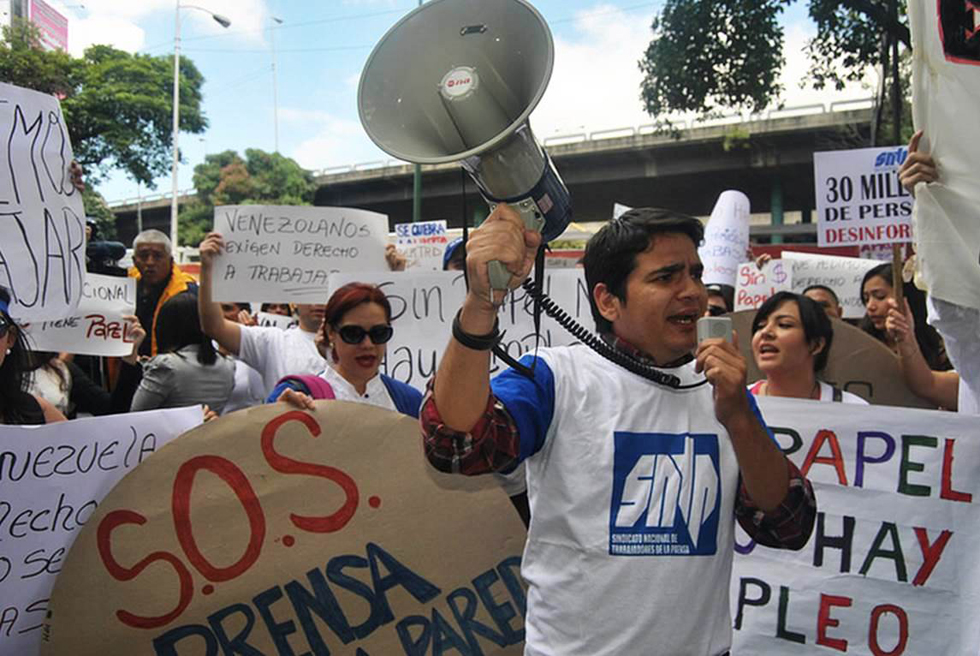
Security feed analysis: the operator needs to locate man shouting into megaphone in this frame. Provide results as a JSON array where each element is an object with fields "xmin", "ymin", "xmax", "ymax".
[{"xmin": 420, "ymin": 204, "xmax": 816, "ymax": 656}]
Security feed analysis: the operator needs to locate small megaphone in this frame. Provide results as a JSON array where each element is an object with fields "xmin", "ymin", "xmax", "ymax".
[{"xmin": 358, "ymin": 0, "xmax": 571, "ymax": 290}]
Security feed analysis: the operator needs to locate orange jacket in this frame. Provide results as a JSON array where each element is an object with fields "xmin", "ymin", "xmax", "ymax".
[{"xmin": 128, "ymin": 261, "xmax": 198, "ymax": 356}]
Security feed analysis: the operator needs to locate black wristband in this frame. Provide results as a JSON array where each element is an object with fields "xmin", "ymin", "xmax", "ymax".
[{"xmin": 452, "ymin": 309, "xmax": 502, "ymax": 351}]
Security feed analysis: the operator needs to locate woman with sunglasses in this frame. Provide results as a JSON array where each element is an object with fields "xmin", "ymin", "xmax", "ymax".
[
  {"xmin": 268, "ymin": 283, "xmax": 423, "ymax": 418},
  {"xmin": 0, "ymin": 286, "xmax": 67, "ymax": 424}
]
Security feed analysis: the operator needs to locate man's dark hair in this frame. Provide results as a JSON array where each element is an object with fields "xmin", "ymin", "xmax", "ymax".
[
  {"xmin": 751, "ymin": 291, "xmax": 833, "ymax": 373},
  {"xmin": 802, "ymin": 284, "xmax": 840, "ymax": 305},
  {"xmin": 583, "ymin": 208, "xmax": 704, "ymax": 333}
]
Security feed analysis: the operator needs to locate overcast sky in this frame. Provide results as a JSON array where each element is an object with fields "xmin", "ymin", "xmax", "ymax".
[{"xmin": 49, "ymin": 0, "xmax": 874, "ymax": 204}]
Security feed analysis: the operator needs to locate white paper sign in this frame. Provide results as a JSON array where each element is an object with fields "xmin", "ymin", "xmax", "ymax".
[
  {"xmin": 328, "ymin": 270, "xmax": 591, "ymax": 389},
  {"xmin": 612, "ymin": 203, "xmax": 632, "ymax": 220},
  {"xmin": 734, "ymin": 259, "xmax": 793, "ymax": 312},
  {"xmin": 0, "ymin": 406, "xmax": 202, "ymax": 656},
  {"xmin": 908, "ymin": 0, "xmax": 980, "ymax": 311},
  {"xmin": 254, "ymin": 311, "xmax": 298, "ymax": 330},
  {"xmin": 815, "ymin": 147, "xmax": 915, "ymax": 247},
  {"xmin": 783, "ymin": 251, "xmax": 881, "ymax": 319},
  {"xmin": 21, "ymin": 274, "xmax": 136, "ymax": 356},
  {"xmin": 699, "ymin": 191, "xmax": 751, "ymax": 287},
  {"xmin": 395, "ymin": 220, "xmax": 449, "ymax": 270},
  {"xmin": 732, "ymin": 398, "xmax": 980, "ymax": 654},
  {"xmin": 211, "ymin": 205, "xmax": 389, "ymax": 303},
  {"xmin": 0, "ymin": 83, "xmax": 86, "ymax": 322}
]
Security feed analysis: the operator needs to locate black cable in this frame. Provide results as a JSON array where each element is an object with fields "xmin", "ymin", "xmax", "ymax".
[{"xmin": 520, "ymin": 278, "xmax": 708, "ymax": 390}]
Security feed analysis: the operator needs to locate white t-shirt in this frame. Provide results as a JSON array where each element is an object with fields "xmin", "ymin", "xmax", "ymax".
[
  {"xmin": 238, "ymin": 325, "xmax": 326, "ymax": 395},
  {"xmin": 747, "ymin": 380, "xmax": 868, "ymax": 404},
  {"xmin": 492, "ymin": 346, "xmax": 753, "ymax": 656}
]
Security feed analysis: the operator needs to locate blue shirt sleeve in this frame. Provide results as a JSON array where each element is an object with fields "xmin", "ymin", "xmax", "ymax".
[{"xmin": 490, "ymin": 354, "xmax": 556, "ymax": 462}]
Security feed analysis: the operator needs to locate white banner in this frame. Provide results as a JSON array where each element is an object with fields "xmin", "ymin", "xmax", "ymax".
[
  {"xmin": 734, "ymin": 259, "xmax": 793, "ymax": 312},
  {"xmin": 0, "ymin": 83, "xmax": 86, "ymax": 322},
  {"xmin": 328, "ymin": 270, "xmax": 590, "ymax": 389},
  {"xmin": 253, "ymin": 310, "xmax": 297, "ymax": 330},
  {"xmin": 814, "ymin": 147, "xmax": 914, "ymax": 247},
  {"xmin": 211, "ymin": 205, "xmax": 389, "ymax": 303},
  {"xmin": 0, "ymin": 406, "xmax": 202, "ymax": 656},
  {"xmin": 699, "ymin": 190, "xmax": 751, "ymax": 287},
  {"xmin": 395, "ymin": 220, "xmax": 449, "ymax": 270},
  {"xmin": 783, "ymin": 251, "xmax": 880, "ymax": 320},
  {"xmin": 908, "ymin": 0, "xmax": 980, "ymax": 311},
  {"xmin": 732, "ymin": 398, "xmax": 980, "ymax": 654},
  {"xmin": 21, "ymin": 274, "xmax": 136, "ymax": 356}
]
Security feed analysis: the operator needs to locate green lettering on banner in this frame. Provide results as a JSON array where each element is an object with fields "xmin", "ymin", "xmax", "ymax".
[{"xmin": 899, "ymin": 435, "xmax": 938, "ymax": 497}]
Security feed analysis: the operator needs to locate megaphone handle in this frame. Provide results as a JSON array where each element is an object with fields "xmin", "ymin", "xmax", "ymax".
[{"xmin": 485, "ymin": 199, "xmax": 547, "ymax": 293}]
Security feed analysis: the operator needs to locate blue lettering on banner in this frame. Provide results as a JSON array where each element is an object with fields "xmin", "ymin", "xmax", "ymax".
[{"xmin": 609, "ymin": 432, "xmax": 721, "ymax": 556}]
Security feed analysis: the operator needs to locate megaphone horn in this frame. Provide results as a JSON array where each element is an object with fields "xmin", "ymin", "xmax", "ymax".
[{"xmin": 358, "ymin": 0, "xmax": 572, "ymax": 291}]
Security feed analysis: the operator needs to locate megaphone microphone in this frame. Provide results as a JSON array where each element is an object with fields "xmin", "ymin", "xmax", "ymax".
[{"xmin": 358, "ymin": 0, "xmax": 572, "ymax": 291}]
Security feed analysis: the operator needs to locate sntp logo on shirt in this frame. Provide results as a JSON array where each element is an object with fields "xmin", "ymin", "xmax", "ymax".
[{"xmin": 609, "ymin": 432, "xmax": 721, "ymax": 556}]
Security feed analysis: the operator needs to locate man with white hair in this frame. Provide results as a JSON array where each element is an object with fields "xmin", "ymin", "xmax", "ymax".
[{"xmin": 128, "ymin": 229, "xmax": 197, "ymax": 357}]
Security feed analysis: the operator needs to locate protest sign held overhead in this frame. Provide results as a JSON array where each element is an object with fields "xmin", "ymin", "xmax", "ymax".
[
  {"xmin": 0, "ymin": 83, "xmax": 86, "ymax": 322},
  {"xmin": 21, "ymin": 273, "xmax": 137, "ymax": 357},
  {"xmin": 814, "ymin": 147, "xmax": 914, "ymax": 247},
  {"xmin": 395, "ymin": 220, "xmax": 449, "ymax": 270},
  {"xmin": 211, "ymin": 205, "xmax": 389, "ymax": 303},
  {"xmin": 734, "ymin": 259, "xmax": 793, "ymax": 312},
  {"xmin": 908, "ymin": 0, "xmax": 980, "ymax": 311},
  {"xmin": 732, "ymin": 398, "xmax": 980, "ymax": 654},
  {"xmin": 254, "ymin": 310, "xmax": 298, "ymax": 330},
  {"xmin": 699, "ymin": 191, "xmax": 750, "ymax": 287},
  {"xmin": 0, "ymin": 407, "xmax": 202, "ymax": 656},
  {"xmin": 782, "ymin": 251, "xmax": 880, "ymax": 320},
  {"xmin": 42, "ymin": 402, "xmax": 528, "ymax": 656}
]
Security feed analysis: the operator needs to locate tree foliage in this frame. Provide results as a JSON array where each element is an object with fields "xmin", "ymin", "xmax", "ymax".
[
  {"xmin": 0, "ymin": 20, "xmax": 206, "ymax": 187},
  {"xmin": 179, "ymin": 149, "xmax": 316, "ymax": 246},
  {"xmin": 639, "ymin": 0, "xmax": 910, "ymax": 133}
]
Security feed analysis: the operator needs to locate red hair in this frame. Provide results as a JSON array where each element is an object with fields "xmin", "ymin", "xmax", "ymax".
[{"xmin": 323, "ymin": 283, "xmax": 392, "ymax": 362}]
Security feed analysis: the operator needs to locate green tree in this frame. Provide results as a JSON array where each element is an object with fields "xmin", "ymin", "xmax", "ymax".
[
  {"xmin": 639, "ymin": 0, "xmax": 911, "ymax": 144},
  {"xmin": 179, "ymin": 149, "xmax": 316, "ymax": 246},
  {"xmin": 0, "ymin": 19, "xmax": 207, "ymax": 187}
]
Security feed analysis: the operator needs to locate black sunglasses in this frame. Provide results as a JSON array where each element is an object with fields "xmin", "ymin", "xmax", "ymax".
[
  {"xmin": 707, "ymin": 305, "xmax": 728, "ymax": 317},
  {"xmin": 337, "ymin": 324, "xmax": 393, "ymax": 345}
]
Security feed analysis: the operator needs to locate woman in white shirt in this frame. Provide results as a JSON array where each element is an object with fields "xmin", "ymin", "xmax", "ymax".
[{"xmin": 748, "ymin": 291, "xmax": 867, "ymax": 404}]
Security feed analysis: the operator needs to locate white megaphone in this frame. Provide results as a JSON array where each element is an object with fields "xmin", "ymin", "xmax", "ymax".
[{"xmin": 358, "ymin": 0, "xmax": 572, "ymax": 290}]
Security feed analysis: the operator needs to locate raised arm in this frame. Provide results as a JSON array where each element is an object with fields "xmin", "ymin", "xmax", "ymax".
[
  {"xmin": 432, "ymin": 205, "xmax": 541, "ymax": 431},
  {"xmin": 886, "ymin": 298, "xmax": 959, "ymax": 409},
  {"xmin": 198, "ymin": 232, "xmax": 243, "ymax": 356}
]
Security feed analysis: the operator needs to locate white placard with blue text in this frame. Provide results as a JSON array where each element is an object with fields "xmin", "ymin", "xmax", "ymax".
[
  {"xmin": 0, "ymin": 406, "xmax": 202, "ymax": 656},
  {"xmin": 814, "ymin": 147, "xmax": 915, "ymax": 247},
  {"xmin": 395, "ymin": 220, "xmax": 448, "ymax": 270},
  {"xmin": 0, "ymin": 83, "xmax": 86, "ymax": 322},
  {"xmin": 211, "ymin": 205, "xmax": 389, "ymax": 303}
]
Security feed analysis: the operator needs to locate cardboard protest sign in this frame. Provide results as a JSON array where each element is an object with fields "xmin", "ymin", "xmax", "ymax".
[
  {"xmin": 211, "ymin": 206, "xmax": 389, "ymax": 303},
  {"xmin": 0, "ymin": 407, "xmax": 202, "ymax": 656},
  {"xmin": 734, "ymin": 259, "xmax": 793, "ymax": 312},
  {"xmin": 782, "ymin": 251, "xmax": 881, "ymax": 320},
  {"xmin": 0, "ymin": 82, "xmax": 86, "ymax": 322},
  {"xmin": 42, "ymin": 402, "xmax": 528, "ymax": 655},
  {"xmin": 254, "ymin": 311, "xmax": 298, "ymax": 330},
  {"xmin": 395, "ymin": 220, "xmax": 449, "ymax": 270},
  {"xmin": 814, "ymin": 147, "xmax": 914, "ymax": 247},
  {"xmin": 329, "ymin": 270, "xmax": 591, "ymax": 389},
  {"xmin": 909, "ymin": 0, "xmax": 980, "ymax": 312},
  {"xmin": 21, "ymin": 273, "xmax": 137, "ymax": 356},
  {"xmin": 732, "ymin": 398, "xmax": 980, "ymax": 654},
  {"xmin": 730, "ymin": 309, "xmax": 934, "ymax": 409},
  {"xmin": 699, "ymin": 190, "xmax": 751, "ymax": 287}
]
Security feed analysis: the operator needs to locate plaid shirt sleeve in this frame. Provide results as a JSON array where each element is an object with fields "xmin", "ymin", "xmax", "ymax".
[
  {"xmin": 420, "ymin": 376, "xmax": 522, "ymax": 475},
  {"xmin": 734, "ymin": 459, "xmax": 816, "ymax": 550}
]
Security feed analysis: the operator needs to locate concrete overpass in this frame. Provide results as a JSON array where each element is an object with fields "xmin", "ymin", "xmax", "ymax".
[{"xmin": 110, "ymin": 100, "xmax": 874, "ymax": 246}]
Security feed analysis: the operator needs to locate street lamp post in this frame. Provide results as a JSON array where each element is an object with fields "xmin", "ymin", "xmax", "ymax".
[
  {"xmin": 171, "ymin": 2, "xmax": 230, "ymax": 251},
  {"xmin": 270, "ymin": 16, "xmax": 283, "ymax": 153}
]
